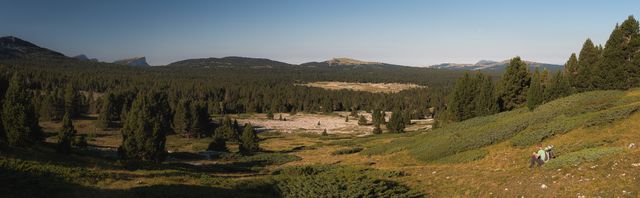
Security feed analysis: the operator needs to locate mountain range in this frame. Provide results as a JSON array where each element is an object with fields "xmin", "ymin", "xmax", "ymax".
[
  {"xmin": 0, "ymin": 36, "xmax": 563, "ymax": 71},
  {"xmin": 429, "ymin": 59, "xmax": 563, "ymax": 71}
]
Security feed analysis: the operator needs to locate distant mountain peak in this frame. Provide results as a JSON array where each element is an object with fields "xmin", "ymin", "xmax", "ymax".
[
  {"xmin": 326, "ymin": 57, "xmax": 380, "ymax": 66},
  {"xmin": 73, "ymin": 54, "xmax": 99, "ymax": 62},
  {"xmin": 0, "ymin": 36, "xmax": 66, "ymax": 59},
  {"xmin": 113, "ymin": 56, "xmax": 149, "ymax": 67},
  {"xmin": 475, "ymin": 60, "xmax": 498, "ymax": 66},
  {"xmin": 429, "ymin": 59, "xmax": 563, "ymax": 71},
  {"xmin": 166, "ymin": 56, "xmax": 291, "ymax": 68}
]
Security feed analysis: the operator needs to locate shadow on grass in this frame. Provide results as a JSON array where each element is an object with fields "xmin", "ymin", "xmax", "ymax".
[{"xmin": 0, "ymin": 166, "xmax": 277, "ymax": 198}]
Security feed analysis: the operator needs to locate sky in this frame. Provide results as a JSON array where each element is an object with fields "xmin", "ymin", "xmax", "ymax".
[{"xmin": 1, "ymin": 0, "xmax": 639, "ymax": 66}]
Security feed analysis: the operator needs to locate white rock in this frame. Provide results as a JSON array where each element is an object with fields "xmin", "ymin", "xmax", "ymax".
[
  {"xmin": 628, "ymin": 143, "xmax": 636, "ymax": 149},
  {"xmin": 541, "ymin": 184, "xmax": 548, "ymax": 189},
  {"xmin": 631, "ymin": 163, "xmax": 640, "ymax": 167}
]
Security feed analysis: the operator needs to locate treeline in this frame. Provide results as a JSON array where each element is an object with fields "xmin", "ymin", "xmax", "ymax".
[
  {"xmin": 0, "ymin": 58, "xmax": 445, "ymax": 119},
  {"xmin": 440, "ymin": 15, "xmax": 640, "ymax": 124}
]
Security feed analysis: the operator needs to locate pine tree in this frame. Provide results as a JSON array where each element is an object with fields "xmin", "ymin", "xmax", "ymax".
[
  {"xmin": 208, "ymin": 130, "xmax": 227, "ymax": 152},
  {"xmin": 239, "ymin": 123, "xmax": 259, "ymax": 155},
  {"xmin": 544, "ymin": 71, "xmax": 572, "ymax": 101},
  {"xmin": 563, "ymin": 53, "xmax": 579, "ymax": 89},
  {"xmin": 527, "ymin": 69, "xmax": 544, "ymax": 110},
  {"xmin": 39, "ymin": 94, "xmax": 56, "ymax": 121},
  {"xmin": 118, "ymin": 91, "xmax": 171, "ymax": 163},
  {"xmin": 622, "ymin": 16, "xmax": 640, "ymax": 87},
  {"xmin": 345, "ymin": 116, "xmax": 349, "ymax": 122},
  {"xmin": 358, "ymin": 115, "xmax": 367, "ymax": 125},
  {"xmin": 575, "ymin": 39, "xmax": 599, "ymax": 91},
  {"xmin": 190, "ymin": 102, "xmax": 209, "ymax": 138},
  {"xmin": 57, "ymin": 112, "xmax": 76, "ymax": 154},
  {"xmin": 172, "ymin": 99, "xmax": 192, "ymax": 135},
  {"xmin": 2, "ymin": 73, "xmax": 41, "ymax": 146},
  {"xmin": 233, "ymin": 119, "xmax": 241, "ymax": 138},
  {"xmin": 215, "ymin": 116, "xmax": 237, "ymax": 141},
  {"xmin": 593, "ymin": 17, "xmax": 639, "ymax": 90},
  {"xmin": 498, "ymin": 57, "xmax": 531, "ymax": 111},
  {"xmin": 63, "ymin": 83, "xmax": 79, "ymax": 118},
  {"xmin": 321, "ymin": 129, "xmax": 328, "ymax": 136},
  {"xmin": 474, "ymin": 73, "xmax": 498, "ymax": 116},
  {"xmin": 96, "ymin": 93, "xmax": 116, "ymax": 129},
  {"xmin": 447, "ymin": 72, "xmax": 478, "ymax": 121},
  {"xmin": 386, "ymin": 110, "xmax": 405, "ymax": 133}
]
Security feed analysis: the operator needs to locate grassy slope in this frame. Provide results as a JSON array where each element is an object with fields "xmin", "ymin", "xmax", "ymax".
[{"xmin": 353, "ymin": 89, "xmax": 640, "ymax": 196}]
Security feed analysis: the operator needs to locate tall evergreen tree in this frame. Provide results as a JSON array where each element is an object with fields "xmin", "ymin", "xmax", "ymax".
[
  {"xmin": 563, "ymin": 53, "xmax": 578, "ymax": 88},
  {"xmin": 544, "ymin": 71, "xmax": 572, "ymax": 101},
  {"xmin": 118, "ymin": 91, "xmax": 171, "ymax": 163},
  {"xmin": 386, "ymin": 109, "xmax": 405, "ymax": 133},
  {"xmin": 239, "ymin": 123, "xmax": 259, "ymax": 154},
  {"xmin": 447, "ymin": 72, "xmax": 478, "ymax": 121},
  {"xmin": 96, "ymin": 93, "xmax": 116, "ymax": 129},
  {"xmin": 63, "ymin": 83, "xmax": 80, "ymax": 118},
  {"xmin": 621, "ymin": 16, "xmax": 640, "ymax": 87},
  {"xmin": 593, "ymin": 19, "xmax": 638, "ymax": 90},
  {"xmin": 172, "ymin": 99, "xmax": 192, "ymax": 135},
  {"xmin": 527, "ymin": 69, "xmax": 544, "ymax": 110},
  {"xmin": 2, "ymin": 73, "xmax": 41, "ymax": 146},
  {"xmin": 39, "ymin": 94, "xmax": 56, "ymax": 121},
  {"xmin": 57, "ymin": 112, "xmax": 76, "ymax": 154},
  {"xmin": 576, "ymin": 39, "xmax": 599, "ymax": 91},
  {"xmin": 474, "ymin": 73, "xmax": 498, "ymax": 116},
  {"xmin": 190, "ymin": 102, "xmax": 209, "ymax": 138},
  {"xmin": 498, "ymin": 57, "xmax": 531, "ymax": 111}
]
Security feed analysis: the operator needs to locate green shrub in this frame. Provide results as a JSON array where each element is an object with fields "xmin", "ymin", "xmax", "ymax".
[
  {"xmin": 0, "ymin": 157, "xmax": 107, "ymax": 185},
  {"xmin": 544, "ymin": 147, "xmax": 623, "ymax": 170},
  {"xmin": 432, "ymin": 149, "xmax": 488, "ymax": 164},
  {"xmin": 218, "ymin": 152, "xmax": 301, "ymax": 166},
  {"xmin": 331, "ymin": 147, "xmax": 364, "ymax": 155},
  {"xmin": 269, "ymin": 165, "xmax": 422, "ymax": 198}
]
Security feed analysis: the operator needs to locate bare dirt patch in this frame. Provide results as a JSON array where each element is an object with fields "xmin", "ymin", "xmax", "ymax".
[
  {"xmin": 299, "ymin": 81, "xmax": 426, "ymax": 93},
  {"xmin": 235, "ymin": 112, "xmax": 374, "ymax": 135}
]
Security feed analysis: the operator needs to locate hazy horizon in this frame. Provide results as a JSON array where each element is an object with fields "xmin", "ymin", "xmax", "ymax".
[{"xmin": 1, "ymin": 0, "xmax": 639, "ymax": 66}]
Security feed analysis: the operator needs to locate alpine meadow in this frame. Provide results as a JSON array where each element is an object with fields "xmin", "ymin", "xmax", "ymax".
[{"xmin": 2, "ymin": 1, "xmax": 640, "ymax": 198}]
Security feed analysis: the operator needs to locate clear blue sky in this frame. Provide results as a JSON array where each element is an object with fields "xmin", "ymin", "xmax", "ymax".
[{"xmin": 1, "ymin": 0, "xmax": 638, "ymax": 66}]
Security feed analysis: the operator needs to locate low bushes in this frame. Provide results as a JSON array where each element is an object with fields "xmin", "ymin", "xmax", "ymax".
[
  {"xmin": 331, "ymin": 147, "xmax": 364, "ymax": 155},
  {"xmin": 543, "ymin": 147, "xmax": 623, "ymax": 170},
  {"xmin": 432, "ymin": 149, "xmax": 488, "ymax": 164},
  {"xmin": 267, "ymin": 165, "xmax": 421, "ymax": 198}
]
